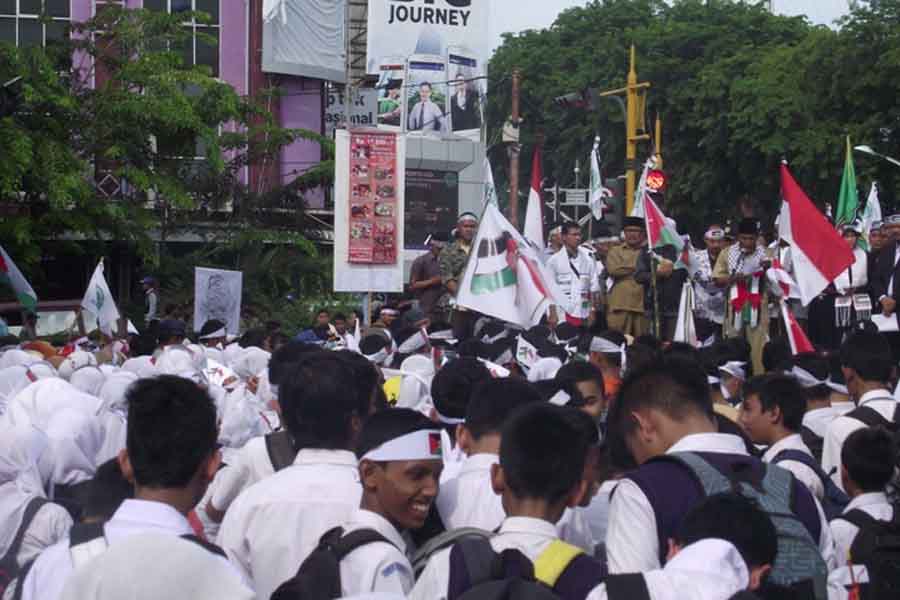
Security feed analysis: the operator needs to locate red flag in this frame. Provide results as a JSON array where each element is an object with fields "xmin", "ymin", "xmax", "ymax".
[
  {"xmin": 781, "ymin": 301, "xmax": 815, "ymax": 355},
  {"xmin": 524, "ymin": 146, "xmax": 544, "ymax": 249}
]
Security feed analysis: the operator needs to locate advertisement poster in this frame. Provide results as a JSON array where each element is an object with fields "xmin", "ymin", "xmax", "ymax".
[
  {"xmin": 194, "ymin": 267, "xmax": 243, "ymax": 336},
  {"xmin": 405, "ymin": 170, "xmax": 458, "ymax": 250},
  {"xmin": 348, "ymin": 131, "xmax": 399, "ymax": 264},
  {"xmin": 325, "ymin": 87, "xmax": 377, "ymax": 138},
  {"xmin": 447, "ymin": 47, "xmax": 483, "ymax": 139},
  {"xmin": 404, "ymin": 57, "xmax": 447, "ymax": 133},
  {"xmin": 375, "ymin": 59, "xmax": 405, "ymax": 130},
  {"xmin": 366, "ymin": 0, "xmax": 490, "ymax": 76}
]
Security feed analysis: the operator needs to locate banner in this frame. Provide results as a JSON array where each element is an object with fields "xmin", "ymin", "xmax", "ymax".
[
  {"xmin": 348, "ymin": 131, "xmax": 400, "ymax": 264},
  {"xmin": 404, "ymin": 58, "xmax": 447, "ymax": 133},
  {"xmin": 365, "ymin": 0, "xmax": 490, "ymax": 76},
  {"xmin": 194, "ymin": 268, "xmax": 243, "ymax": 336},
  {"xmin": 81, "ymin": 260, "xmax": 120, "ymax": 331},
  {"xmin": 325, "ymin": 88, "xmax": 378, "ymax": 138},
  {"xmin": 262, "ymin": 0, "xmax": 346, "ymax": 82}
]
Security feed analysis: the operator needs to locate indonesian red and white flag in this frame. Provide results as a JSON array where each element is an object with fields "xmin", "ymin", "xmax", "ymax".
[
  {"xmin": 524, "ymin": 145, "xmax": 545, "ymax": 250},
  {"xmin": 766, "ymin": 258, "xmax": 801, "ymax": 300},
  {"xmin": 778, "ymin": 163, "xmax": 854, "ymax": 306},
  {"xmin": 780, "ymin": 300, "xmax": 815, "ymax": 355}
]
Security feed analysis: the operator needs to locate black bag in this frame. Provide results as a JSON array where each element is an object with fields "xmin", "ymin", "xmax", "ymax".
[
  {"xmin": 835, "ymin": 508, "xmax": 900, "ymax": 600},
  {"xmin": 0, "ymin": 498, "xmax": 48, "ymax": 596},
  {"xmin": 270, "ymin": 526, "xmax": 394, "ymax": 600},
  {"xmin": 800, "ymin": 425, "xmax": 824, "ymax": 465},
  {"xmin": 844, "ymin": 403, "xmax": 900, "ymax": 500},
  {"xmin": 770, "ymin": 448, "xmax": 850, "ymax": 520},
  {"xmin": 265, "ymin": 430, "xmax": 298, "ymax": 472}
]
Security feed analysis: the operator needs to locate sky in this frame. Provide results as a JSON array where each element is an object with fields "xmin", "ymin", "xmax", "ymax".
[{"xmin": 489, "ymin": 1, "xmax": 855, "ymax": 50}]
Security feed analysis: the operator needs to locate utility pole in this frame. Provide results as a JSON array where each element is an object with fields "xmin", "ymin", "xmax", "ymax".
[
  {"xmin": 509, "ymin": 69, "xmax": 522, "ymax": 228},
  {"xmin": 655, "ymin": 113, "xmax": 663, "ymax": 170},
  {"xmin": 597, "ymin": 46, "xmax": 650, "ymax": 215}
]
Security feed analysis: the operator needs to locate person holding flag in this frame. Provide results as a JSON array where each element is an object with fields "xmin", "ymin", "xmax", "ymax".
[
  {"xmin": 713, "ymin": 218, "xmax": 773, "ymax": 375},
  {"xmin": 547, "ymin": 222, "xmax": 601, "ymax": 329},
  {"xmin": 605, "ymin": 217, "xmax": 648, "ymax": 337},
  {"xmin": 636, "ymin": 237, "xmax": 687, "ymax": 342}
]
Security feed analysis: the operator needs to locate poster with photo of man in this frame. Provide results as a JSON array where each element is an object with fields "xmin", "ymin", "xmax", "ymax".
[
  {"xmin": 375, "ymin": 59, "xmax": 405, "ymax": 130},
  {"xmin": 404, "ymin": 57, "xmax": 447, "ymax": 134},
  {"xmin": 447, "ymin": 47, "xmax": 483, "ymax": 140}
]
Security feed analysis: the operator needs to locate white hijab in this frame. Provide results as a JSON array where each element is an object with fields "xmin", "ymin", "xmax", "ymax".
[
  {"xmin": 59, "ymin": 532, "xmax": 254, "ymax": 600},
  {"xmin": 527, "ymin": 357, "xmax": 563, "ymax": 383},
  {"xmin": 69, "ymin": 366, "xmax": 107, "ymax": 397},
  {"xmin": 41, "ymin": 408, "xmax": 105, "ymax": 487},
  {"xmin": 0, "ymin": 366, "xmax": 36, "ymax": 413},
  {"xmin": 232, "ymin": 347, "xmax": 271, "ymax": 380},
  {"xmin": 94, "ymin": 372, "xmax": 139, "ymax": 466},
  {"xmin": 155, "ymin": 346, "xmax": 196, "ymax": 376},
  {"xmin": 0, "ymin": 349, "xmax": 39, "ymax": 369},
  {"xmin": 2, "ymin": 378, "xmax": 102, "ymax": 431},
  {"xmin": 121, "ymin": 356, "xmax": 158, "ymax": 378},
  {"xmin": 0, "ymin": 425, "xmax": 49, "ymax": 556},
  {"xmin": 396, "ymin": 354, "xmax": 435, "ymax": 411}
]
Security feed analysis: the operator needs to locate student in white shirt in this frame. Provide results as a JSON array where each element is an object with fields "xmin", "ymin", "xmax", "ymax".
[
  {"xmin": 588, "ymin": 493, "xmax": 778, "ymax": 600},
  {"xmin": 791, "ymin": 354, "xmax": 851, "ymax": 464},
  {"xmin": 739, "ymin": 374, "xmax": 824, "ymax": 500},
  {"xmin": 216, "ymin": 352, "xmax": 377, "ymax": 600},
  {"xmin": 604, "ymin": 356, "xmax": 835, "ymax": 596},
  {"xmin": 548, "ymin": 223, "xmax": 602, "ymax": 329},
  {"xmin": 273, "ymin": 409, "xmax": 444, "ymax": 598},
  {"xmin": 20, "ymin": 375, "xmax": 229, "ymax": 600},
  {"xmin": 822, "ymin": 330, "xmax": 899, "ymax": 490},
  {"xmin": 412, "ymin": 403, "xmax": 604, "ymax": 600},
  {"xmin": 0, "ymin": 426, "xmax": 72, "ymax": 571},
  {"xmin": 829, "ymin": 427, "xmax": 896, "ymax": 568},
  {"xmin": 435, "ymin": 377, "xmax": 543, "ymax": 531}
]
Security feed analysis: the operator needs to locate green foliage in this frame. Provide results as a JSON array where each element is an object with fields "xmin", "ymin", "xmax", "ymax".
[{"xmin": 488, "ymin": 0, "xmax": 900, "ymax": 236}]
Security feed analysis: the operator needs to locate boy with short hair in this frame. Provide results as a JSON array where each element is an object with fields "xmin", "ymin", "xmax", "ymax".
[
  {"xmin": 412, "ymin": 403, "xmax": 604, "ymax": 600},
  {"xmin": 272, "ymin": 409, "xmax": 444, "ymax": 598},
  {"xmin": 739, "ymin": 374, "xmax": 824, "ymax": 500}
]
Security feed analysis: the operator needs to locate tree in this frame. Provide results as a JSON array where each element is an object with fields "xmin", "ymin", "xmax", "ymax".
[
  {"xmin": 0, "ymin": 7, "xmax": 331, "ymax": 277},
  {"xmin": 488, "ymin": 0, "xmax": 900, "ymax": 236}
]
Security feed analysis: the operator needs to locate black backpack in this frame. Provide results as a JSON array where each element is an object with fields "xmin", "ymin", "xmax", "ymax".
[
  {"xmin": 835, "ymin": 508, "xmax": 900, "ymax": 600},
  {"xmin": 447, "ymin": 536, "xmax": 606, "ymax": 600},
  {"xmin": 800, "ymin": 425, "xmax": 824, "ymax": 465},
  {"xmin": 845, "ymin": 403, "xmax": 900, "ymax": 500},
  {"xmin": 770, "ymin": 448, "xmax": 850, "ymax": 520},
  {"xmin": 605, "ymin": 573, "xmax": 762, "ymax": 600},
  {"xmin": 265, "ymin": 430, "xmax": 298, "ymax": 472},
  {"xmin": 270, "ymin": 526, "xmax": 396, "ymax": 600},
  {"xmin": 0, "ymin": 498, "xmax": 48, "ymax": 597}
]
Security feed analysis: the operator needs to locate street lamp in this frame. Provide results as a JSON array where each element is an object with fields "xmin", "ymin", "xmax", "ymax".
[{"xmin": 854, "ymin": 145, "xmax": 900, "ymax": 169}]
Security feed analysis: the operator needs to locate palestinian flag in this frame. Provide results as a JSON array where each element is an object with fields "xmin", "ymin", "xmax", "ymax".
[
  {"xmin": 471, "ymin": 234, "xmax": 518, "ymax": 295},
  {"xmin": 643, "ymin": 192, "xmax": 694, "ymax": 274},
  {"xmin": 778, "ymin": 163, "xmax": 855, "ymax": 306},
  {"xmin": 0, "ymin": 245, "xmax": 38, "ymax": 312},
  {"xmin": 781, "ymin": 300, "xmax": 815, "ymax": 355}
]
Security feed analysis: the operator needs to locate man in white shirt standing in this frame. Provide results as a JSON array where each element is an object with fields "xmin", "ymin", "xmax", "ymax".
[
  {"xmin": 216, "ymin": 352, "xmax": 376, "ymax": 600},
  {"xmin": 20, "ymin": 375, "xmax": 233, "ymax": 600},
  {"xmin": 547, "ymin": 223, "xmax": 601, "ymax": 330},
  {"xmin": 822, "ymin": 330, "xmax": 899, "ymax": 490},
  {"xmin": 739, "ymin": 374, "xmax": 825, "ymax": 500}
]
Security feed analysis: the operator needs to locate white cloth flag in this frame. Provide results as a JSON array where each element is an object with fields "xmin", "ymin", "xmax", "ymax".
[
  {"xmin": 629, "ymin": 158, "xmax": 654, "ymax": 217},
  {"xmin": 589, "ymin": 137, "xmax": 611, "ymax": 220},
  {"xmin": 860, "ymin": 182, "xmax": 882, "ymax": 252},
  {"xmin": 457, "ymin": 204, "xmax": 566, "ymax": 329},
  {"xmin": 483, "ymin": 157, "xmax": 499, "ymax": 207},
  {"xmin": 673, "ymin": 281, "xmax": 698, "ymax": 347},
  {"xmin": 81, "ymin": 261, "xmax": 120, "ymax": 330}
]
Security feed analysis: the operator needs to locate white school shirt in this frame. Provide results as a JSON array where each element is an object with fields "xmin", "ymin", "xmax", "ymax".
[
  {"xmin": 216, "ymin": 448, "xmax": 362, "ymax": 600},
  {"xmin": 4, "ymin": 502, "xmax": 72, "ymax": 572},
  {"xmin": 434, "ymin": 452, "xmax": 595, "ymax": 552},
  {"xmin": 606, "ymin": 433, "xmax": 836, "ymax": 574},
  {"xmin": 19, "ymin": 499, "xmax": 225, "ymax": 600},
  {"xmin": 208, "ymin": 435, "xmax": 275, "ymax": 515},
  {"xmin": 547, "ymin": 247, "xmax": 601, "ymax": 320},
  {"xmin": 581, "ymin": 479, "xmax": 618, "ymax": 550},
  {"xmin": 821, "ymin": 389, "xmax": 897, "ymax": 491},
  {"xmin": 410, "ymin": 516, "xmax": 560, "ymax": 600},
  {"xmin": 829, "ymin": 491, "xmax": 894, "ymax": 568},
  {"xmin": 339, "ymin": 509, "xmax": 414, "ymax": 597},
  {"xmin": 802, "ymin": 406, "xmax": 846, "ymax": 441},
  {"xmin": 762, "ymin": 433, "xmax": 824, "ymax": 501}
]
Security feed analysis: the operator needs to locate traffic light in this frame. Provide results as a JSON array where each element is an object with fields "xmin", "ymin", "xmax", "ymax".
[{"xmin": 553, "ymin": 89, "xmax": 598, "ymax": 112}]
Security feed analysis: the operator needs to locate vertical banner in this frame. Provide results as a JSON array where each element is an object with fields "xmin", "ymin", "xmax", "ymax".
[
  {"xmin": 194, "ymin": 268, "xmax": 243, "ymax": 336},
  {"xmin": 348, "ymin": 131, "xmax": 400, "ymax": 264},
  {"xmin": 334, "ymin": 129, "xmax": 406, "ymax": 292},
  {"xmin": 375, "ymin": 59, "xmax": 405, "ymax": 131}
]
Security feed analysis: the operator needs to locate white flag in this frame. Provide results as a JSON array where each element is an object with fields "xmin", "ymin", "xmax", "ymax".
[
  {"xmin": 589, "ymin": 137, "xmax": 612, "ymax": 220},
  {"xmin": 483, "ymin": 157, "xmax": 499, "ymax": 207},
  {"xmin": 629, "ymin": 158, "xmax": 654, "ymax": 217},
  {"xmin": 457, "ymin": 204, "xmax": 565, "ymax": 328},
  {"xmin": 860, "ymin": 182, "xmax": 882, "ymax": 252},
  {"xmin": 673, "ymin": 281, "xmax": 698, "ymax": 347},
  {"xmin": 81, "ymin": 260, "xmax": 120, "ymax": 330}
]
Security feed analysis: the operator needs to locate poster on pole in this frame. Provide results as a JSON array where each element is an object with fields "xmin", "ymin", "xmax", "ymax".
[
  {"xmin": 365, "ymin": 0, "xmax": 490, "ymax": 77},
  {"xmin": 334, "ymin": 129, "xmax": 406, "ymax": 292},
  {"xmin": 404, "ymin": 56, "xmax": 447, "ymax": 134},
  {"xmin": 194, "ymin": 268, "xmax": 243, "ymax": 336},
  {"xmin": 446, "ymin": 46, "xmax": 483, "ymax": 140}
]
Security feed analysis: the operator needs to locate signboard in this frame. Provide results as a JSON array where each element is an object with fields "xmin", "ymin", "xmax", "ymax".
[
  {"xmin": 262, "ymin": 0, "xmax": 346, "ymax": 82},
  {"xmin": 405, "ymin": 170, "xmax": 458, "ymax": 250},
  {"xmin": 404, "ymin": 57, "xmax": 447, "ymax": 134},
  {"xmin": 334, "ymin": 129, "xmax": 406, "ymax": 292},
  {"xmin": 375, "ymin": 59, "xmax": 405, "ymax": 131},
  {"xmin": 194, "ymin": 268, "xmax": 243, "ymax": 336},
  {"xmin": 365, "ymin": 0, "xmax": 490, "ymax": 76},
  {"xmin": 325, "ymin": 88, "xmax": 377, "ymax": 137},
  {"xmin": 447, "ymin": 47, "xmax": 483, "ymax": 139}
]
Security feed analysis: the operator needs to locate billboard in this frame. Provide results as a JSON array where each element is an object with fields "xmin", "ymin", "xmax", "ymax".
[
  {"xmin": 366, "ymin": 0, "xmax": 490, "ymax": 76},
  {"xmin": 263, "ymin": 0, "xmax": 346, "ymax": 82},
  {"xmin": 405, "ymin": 170, "xmax": 459, "ymax": 250},
  {"xmin": 325, "ymin": 88, "xmax": 378, "ymax": 138},
  {"xmin": 404, "ymin": 57, "xmax": 447, "ymax": 134}
]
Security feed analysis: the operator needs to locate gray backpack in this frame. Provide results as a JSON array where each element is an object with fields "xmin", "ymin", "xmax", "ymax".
[{"xmin": 667, "ymin": 452, "xmax": 828, "ymax": 600}]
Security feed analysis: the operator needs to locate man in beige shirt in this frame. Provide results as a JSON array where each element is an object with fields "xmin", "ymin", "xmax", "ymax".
[{"xmin": 606, "ymin": 217, "xmax": 649, "ymax": 337}]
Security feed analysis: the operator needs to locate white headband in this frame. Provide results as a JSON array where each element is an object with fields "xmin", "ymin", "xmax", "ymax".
[
  {"xmin": 590, "ymin": 337, "xmax": 627, "ymax": 371},
  {"xmin": 790, "ymin": 366, "xmax": 827, "ymax": 389},
  {"xmin": 397, "ymin": 329, "xmax": 429, "ymax": 354},
  {"xmin": 381, "ymin": 308, "xmax": 399, "ymax": 316},
  {"xmin": 362, "ymin": 429, "xmax": 443, "ymax": 461},
  {"xmin": 707, "ymin": 375, "xmax": 721, "ymax": 385},
  {"xmin": 199, "ymin": 327, "xmax": 226, "ymax": 340},
  {"xmin": 705, "ymin": 228, "xmax": 725, "ymax": 240},
  {"xmin": 718, "ymin": 361, "xmax": 747, "ymax": 381},
  {"xmin": 549, "ymin": 389, "xmax": 572, "ymax": 406},
  {"xmin": 364, "ymin": 347, "xmax": 391, "ymax": 366},
  {"xmin": 458, "ymin": 214, "xmax": 478, "ymax": 225}
]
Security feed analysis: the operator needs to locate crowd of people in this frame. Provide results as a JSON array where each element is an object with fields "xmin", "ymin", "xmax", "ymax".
[{"xmin": 0, "ymin": 208, "xmax": 898, "ymax": 600}]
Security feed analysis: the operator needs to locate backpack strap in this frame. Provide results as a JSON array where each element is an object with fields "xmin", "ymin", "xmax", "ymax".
[
  {"xmin": 846, "ymin": 405, "xmax": 893, "ymax": 428},
  {"xmin": 836, "ymin": 508, "xmax": 883, "ymax": 531},
  {"xmin": 535, "ymin": 541, "xmax": 608, "ymax": 600},
  {"xmin": 604, "ymin": 573, "xmax": 651, "ymax": 600},
  {"xmin": 180, "ymin": 535, "xmax": 228, "ymax": 559},
  {"xmin": 0, "ymin": 498, "xmax": 48, "ymax": 567},
  {"xmin": 68, "ymin": 522, "xmax": 108, "ymax": 570},
  {"xmin": 265, "ymin": 430, "xmax": 297, "ymax": 472},
  {"xmin": 330, "ymin": 528, "xmax": 394, "ymax": 560},
  {"xmin": 448, "ymin": 537, "xmax": 501, "ymax": 600},
  {"xmin": 663, "ymin": 452, "xmax": 732, "ymax": 496},
  {"xmin": 533, "ymin": 540, "xmax": 583, "ymax": 587},
  {"xmin": 771, "ymin": 449, "xmax": 829, "ymax": 486}
]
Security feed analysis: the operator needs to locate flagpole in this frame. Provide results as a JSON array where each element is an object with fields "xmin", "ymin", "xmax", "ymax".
[{"xmin": 641, "ymin": 191, "xmax": 661, "ymax": 339}]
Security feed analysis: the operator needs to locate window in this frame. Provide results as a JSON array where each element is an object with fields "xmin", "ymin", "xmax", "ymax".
[
  {"xmin": 0, "ymin": 0, "xmax": 70, "ymax": 47},
  {"xmin": 146, "ymin": 0, "xmax": 219, "ymax": 77}
]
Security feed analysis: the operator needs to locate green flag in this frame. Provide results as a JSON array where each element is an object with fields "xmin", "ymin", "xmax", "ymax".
[{"xmin": 835, "ymin": 136, "xmax": 858, "ymax": 227}]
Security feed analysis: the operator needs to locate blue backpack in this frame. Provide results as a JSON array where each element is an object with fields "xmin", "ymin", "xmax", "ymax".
[{"xmin": 770, "ymin": 448, "xmax": 850, "ymax": 520}]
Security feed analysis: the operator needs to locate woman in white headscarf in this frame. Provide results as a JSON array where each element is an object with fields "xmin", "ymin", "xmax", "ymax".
[
  {"xmin": 0, "ymin": 366, "xmax": 35, "ymax": 415},
  {"xmin": 0, "ymin": 426, "xmax": 73, "ymax": 568},
  {"xmin": 395, "ymin": 354, "xmax": 435, "ymax": 411},
  {"xmin": 120, "ymin": 356, "xmax": 158, "ymax": 378},
  {"xmin": 68, "ymin": 366, "xmax": 106, "ymax": 397},
  {"xmin": 40, "ymin": 408, "xmax": 106, "ymax": 490},
  {"xmin": 0, "ymin": 349, "xmax": 39, "ymax": 370},
  {"xmin": 95, "ymin": 371, "xmax": 139, "ymax": 465},
  {"xmin": 2, "ymin": 379, "xmax": 102, "ymax": 431}
]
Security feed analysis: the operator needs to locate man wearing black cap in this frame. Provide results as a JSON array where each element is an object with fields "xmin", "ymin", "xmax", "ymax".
[
  {"xmin": 409, "ymin": 234, "xmax": 446, "ymax": 324},
  {"xmin": 713, "ymin": 218, "xmax": 772, "ymax": 374},
  {"xmin": 606, "ymin": 217, "xmax": 648, "ymax": 336},
  {"xmin": 439, "ymin": 212, "xmax": 479, "ymax": 340}
]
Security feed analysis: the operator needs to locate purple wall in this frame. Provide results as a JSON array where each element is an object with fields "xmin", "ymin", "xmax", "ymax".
[{"xmin": 280, "ymin": 77, "xmax": 325, "ymax": 209}]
